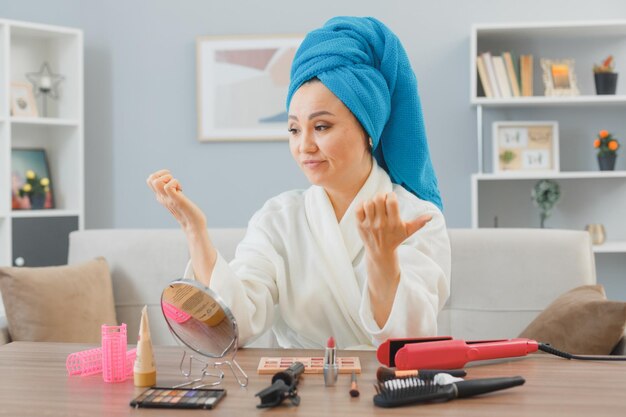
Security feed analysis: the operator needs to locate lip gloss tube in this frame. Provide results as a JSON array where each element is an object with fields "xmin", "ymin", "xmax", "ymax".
[{"xmin": 323, "ymin": 336, "xmax": 338, "ymax": 387}]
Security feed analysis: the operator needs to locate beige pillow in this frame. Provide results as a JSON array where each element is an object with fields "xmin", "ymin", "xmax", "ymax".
[
  {"xmin": 519, "ymin": 285, "xmax": 626, "ymax": 355},
  {"xmin": 0, "ymin": 257, "xmax": 117, "ymax": 343}
]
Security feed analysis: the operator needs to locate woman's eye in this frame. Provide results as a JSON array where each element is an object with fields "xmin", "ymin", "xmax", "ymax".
[
  {"xmin": 288, "ymin": 127, "xmax": 299, "ymax": 134},
  {"xmin": 315, "ymin": 125, "xmax": 329, "ymax": 131}
]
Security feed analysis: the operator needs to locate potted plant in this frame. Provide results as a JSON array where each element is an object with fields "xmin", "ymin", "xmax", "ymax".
[
  {"xmin": 531, "ymin": 179, "xmax": 561, "ymax": 228},
  {"xmin": 499, "ymin": 150, "xmax": 515, "ymax": 170},
  {"xmin": 593, "ymin": 130, "xmax": 620, "ymax": 171},
  {"xmin": 593, "ymin": 55, "xmax": 618, "ymax": 95},
  {"xmin": 18, "ymin": 169, "xmax": 50, "ymax": 209}
]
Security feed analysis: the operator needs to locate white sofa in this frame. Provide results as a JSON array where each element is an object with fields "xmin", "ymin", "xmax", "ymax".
[{"xmin": 0, "ymin": 228, "xmax": 597, "ymax": 347}]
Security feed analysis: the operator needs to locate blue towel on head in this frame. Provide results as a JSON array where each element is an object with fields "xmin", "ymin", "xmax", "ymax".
[{"xmin": 286, "ymin": 16, "xmax": 442, "ymax": 211}]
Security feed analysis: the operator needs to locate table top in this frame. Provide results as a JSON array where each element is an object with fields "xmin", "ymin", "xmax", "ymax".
[{"xmin": 1, "ymin": 341, "xmax": 625, "ymax": 416}]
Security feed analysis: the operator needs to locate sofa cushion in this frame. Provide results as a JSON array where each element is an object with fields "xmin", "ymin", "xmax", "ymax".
[
  {"xmin": 0, "ymin": 257, "xmax": 117, "ymax": 343},
  {"xmin": 442, "ymin": 229, "xmax": 595, "ymax": 340},
  {"xmin": 518, "ymin": 285, "xmax": 626, "ymax": 355},
  {"xmin": 67, "ymin": 228, "xmax": 245, "ymax": 346}
]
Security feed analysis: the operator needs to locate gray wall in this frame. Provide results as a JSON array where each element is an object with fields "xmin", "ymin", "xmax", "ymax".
[
  {"xmin": 2, "ymin": 0, "xmax": 624, "ymax": 230},
  {"xmin": 3, "ymin": 0, "xmax": 625, "ymax": 298},
  {"xmin": 2, "ymin": 0, "xmax": 626, "ymax": 301}
]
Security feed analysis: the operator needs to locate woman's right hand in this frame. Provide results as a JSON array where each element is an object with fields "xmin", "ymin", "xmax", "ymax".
[{"xmin": 147, "ymin": 169, "xmax": 207, "ymax": 234}]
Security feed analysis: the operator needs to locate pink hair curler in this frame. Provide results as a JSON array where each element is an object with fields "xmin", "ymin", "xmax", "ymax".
[
  {"xmin": 101, "ymin": 323, "xmax": 129, "ymax": 383},
  {"xmin": 66, "ymin": 347, "xmax": 137, "ymax": 377},
  {"xmin": 161, "ymin": 300, "xmax": 192, "ymax": 324},
  {"xmin": 125, "ymin": 348, "xmax": 137, "ymax": 376},
  {"xmin": 66, "ymin": 347, "xmax": 103, "ymax": 376}
]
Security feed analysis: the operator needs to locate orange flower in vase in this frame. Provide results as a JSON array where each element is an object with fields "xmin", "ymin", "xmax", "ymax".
[{"xmin": 594, "ymin": 130, "xmax": 620, "ymax": 171}]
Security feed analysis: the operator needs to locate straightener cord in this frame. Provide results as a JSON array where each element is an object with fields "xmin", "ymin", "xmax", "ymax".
[{"xmin": 538, "ymin": 343, "xmax": 626, "ymax": 361}]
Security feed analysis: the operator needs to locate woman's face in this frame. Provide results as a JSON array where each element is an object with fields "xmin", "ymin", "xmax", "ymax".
[{"xmin": 288, "ymin": 80, "xmax": 372, "ymax": 194}]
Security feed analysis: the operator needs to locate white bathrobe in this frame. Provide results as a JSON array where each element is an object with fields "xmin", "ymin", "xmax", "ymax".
[{"xmin": 185, "ymin": 162, "xmax": 450, "ymax": 349}]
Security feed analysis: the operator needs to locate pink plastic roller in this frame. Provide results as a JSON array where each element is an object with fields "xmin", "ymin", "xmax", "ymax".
[
  {"xmin": 66, "ymin": 347, "xmax": 137, "ymax": 377},
  {"xmin": 101, "ymin": 323, "xmax": 129, "ymax": 382},
  {"xmin": 161, "ymin": 300, "xmax": 192, "ymax": 324}
]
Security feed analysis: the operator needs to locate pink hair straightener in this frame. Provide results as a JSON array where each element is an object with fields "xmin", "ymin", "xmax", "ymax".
[
  {"xmin": 377, "ymin": 336, "xmax": 537, "ymax": 370},
  {"xmin": 377, "ymin": 336, "xmax": 626, "ymax": 370}
]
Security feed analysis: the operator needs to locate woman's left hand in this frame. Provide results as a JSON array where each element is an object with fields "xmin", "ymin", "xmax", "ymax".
[
  {"xmin": 356, "ymin": 192, "xmax": 432, "ymax": 260},
  {"xmin": 356, "ymin": 192, "xmax": 432, "ymax": 327}
]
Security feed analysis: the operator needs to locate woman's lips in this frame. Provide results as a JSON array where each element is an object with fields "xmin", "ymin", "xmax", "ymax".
[{"xmin": 302, "ymin": 160, "xmax": 325, "ymax": 169}]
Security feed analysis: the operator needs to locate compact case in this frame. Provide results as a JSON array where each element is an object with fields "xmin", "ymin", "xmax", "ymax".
[{"xmin": 130, "ymin": 387, "xmax": 226, "ymax": 409}]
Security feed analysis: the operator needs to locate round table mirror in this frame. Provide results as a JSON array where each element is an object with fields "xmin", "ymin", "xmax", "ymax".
[{"xmin": 161, "ymin": 279, "xmax": 248, "ymax": 387}]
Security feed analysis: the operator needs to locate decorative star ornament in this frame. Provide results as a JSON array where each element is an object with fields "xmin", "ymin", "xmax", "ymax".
[{"xmin": 26, "ymin": 62, "xmax": 65, "ymax": 99}]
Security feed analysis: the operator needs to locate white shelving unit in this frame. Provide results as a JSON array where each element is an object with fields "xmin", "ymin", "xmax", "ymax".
[
  {"xmin": 473, "ymin": 171, "xmax": 626, "ymax": 181},
  {"xmin": 473, "ymin": 95, "xmax": 626, "ymax": 107},
  {"xmin": 470, "ymin": 20, "xmax": 626, "ymax": 255},
  {"xmin": 0, "ymin": 19, "xmax": 83, "ymax": 267},
  {"xmin": 11, "ymin": 117, "xmax": 80, "ymax": 126},
  {"xmin": 594, "ymin": 242, "xmax": 626, "ymax": 253},
  {"xmin": 10, "ymin": 209, "xmax": 81, "ymax": 218}
]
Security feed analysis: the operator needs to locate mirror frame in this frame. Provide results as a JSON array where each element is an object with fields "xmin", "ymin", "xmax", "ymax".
[{"xmin": 161, "ymin": 278, "xmax": 239, "ymax": 359}]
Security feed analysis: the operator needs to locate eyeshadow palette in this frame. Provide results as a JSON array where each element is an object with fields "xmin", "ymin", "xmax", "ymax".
[
  {"xmin": 130, "ymin": 387, "xmax": 226, "ymax": 409},
  {"xmin": 257, "ymin": 356, "xmax": 361, "ymax": 375}
]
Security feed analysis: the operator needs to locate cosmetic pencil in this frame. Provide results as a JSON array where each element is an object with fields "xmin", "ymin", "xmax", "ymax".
[
  {"xmin": 376, "ymin": 366, "xmax": 466, "ymax": 382},
  {"xmin": 349, "ymin": 371, "xmax": 360, "ymax": 397},
  {"xmin": 323, "ymin": 336, "xmax": 338, "ymax": 387}
]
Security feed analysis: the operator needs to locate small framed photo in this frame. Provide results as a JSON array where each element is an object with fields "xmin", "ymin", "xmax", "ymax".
[
  {"xmin": 541, "ymin": 59, "xmax": 580, "ymax": 96},
  {"xmin": 197, "ymin": 34, "xmax": 303, "ymax": 141},
  {"xmin": 492, "ymin": 121, "xmax": 560, "ymax": 174},
  {"xmin": 10, "ymin": 82, "xmax": 39, "ymax": 117},
  {"xmin": 11, "ymin": 148, "xmax": 55, "ymax": 210}
]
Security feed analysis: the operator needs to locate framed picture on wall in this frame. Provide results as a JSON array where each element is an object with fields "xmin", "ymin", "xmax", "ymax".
[
  {"xmin": 11, "ymin": 148, "xmax": 55, "ymax": 210},
  {"xmin": 492, "ymin": 121, "xmax": 560, "ymax": 174},
  {"xmin": 196, "ymin": 34, "xmax": 303, "ymax": 141},
  {"xmin": 10, "ymin": 82, "xmax": 39, "ymax": 117},
  {"xmin": 541, "ymin": 59, "xmax": 580, "ymax": 96}
]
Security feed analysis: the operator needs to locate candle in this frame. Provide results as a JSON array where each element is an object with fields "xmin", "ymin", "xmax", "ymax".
[{"xmin": 39, "ymin": 75, "xmax": 51, "ymax": 89}]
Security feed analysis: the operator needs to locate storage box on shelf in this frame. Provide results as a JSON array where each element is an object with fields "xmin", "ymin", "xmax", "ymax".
[
  {"xmin": 470, "ymin": 20, "xmax": 626, "ymax": 255},
  {"xmin": 0, "ymin": 19, "xmax": 83, "ymax": 267}
]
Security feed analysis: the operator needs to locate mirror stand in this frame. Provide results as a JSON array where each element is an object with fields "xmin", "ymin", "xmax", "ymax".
[
  {"xmin": 172, "ymin": 350, "xmax": 248, "ymax": 388},
  {"xmin": 162, "ymin": 279, "xmax": 250, "ymax": 389},
  {"xmin": 213, "ymin": 357, "xmax": 249, "ymax": 387},
  {"xmin": 171, "ymin": 350, "xmax": 224, "ymax": 389}
]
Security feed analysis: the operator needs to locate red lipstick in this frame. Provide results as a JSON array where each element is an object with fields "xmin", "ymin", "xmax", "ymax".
[{"xmin": 323, "ymin": 336, "xmax": 338, "ymax": 386}]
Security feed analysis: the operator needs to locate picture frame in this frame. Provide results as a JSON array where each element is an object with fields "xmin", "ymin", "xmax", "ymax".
[
  {"xmin": 197, "ymin": 34, "xmax": 303, "ymax": 141},
  {"xmin": 540, "ymin": 58, "xmax": 580, "ymax": 96},
  {"xmin": 11, "ymin": 148, "xmax": 55, "ymax": 210},
  {"xmin": 492, "ymin": 121, "xmax": 560, "ymax": 174},
  {"xmin": 10, "ymin": 82, "xmax": 39, "ymax": 117}
]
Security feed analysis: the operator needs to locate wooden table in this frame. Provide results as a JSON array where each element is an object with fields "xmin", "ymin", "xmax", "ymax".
[{"xmin": 1, "ymin": 342, "xmax": 625, "ymax": 416}]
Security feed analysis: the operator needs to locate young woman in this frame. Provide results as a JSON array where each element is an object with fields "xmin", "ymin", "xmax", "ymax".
[{"xmin": 147, "ymin": 16, "xmax": 450, "ymax": 349}]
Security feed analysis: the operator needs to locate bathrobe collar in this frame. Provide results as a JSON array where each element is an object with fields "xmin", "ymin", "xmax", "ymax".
[{"xmin": 304, "ymin": 159, "xmax": 393, "ymax": 337}]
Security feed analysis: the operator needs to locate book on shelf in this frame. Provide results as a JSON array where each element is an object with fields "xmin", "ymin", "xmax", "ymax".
[
  {"xmin": 520, "ymin": 54, "xmax": 534, "ymax": 97},
  {"xmin": 476, "ymin": 52, "xmax": 523, "ymax": 99},
  {"xmin": 492, "ymin": 56, "xmax": 512, "ymax": 98},
  {"xmin": 480, "ymin": 52, "xmax": 501, "ymax": 98},
  {"xmin": 476, "ymin": 55, "xmax": 493, "ymax": 98},
  {"xmin": 511, "ymin": 52, "xmax": 522, "ymax": 93},
  {"xmin": 503, "ymin": 52, "xmax": 521, "ymax": 97}
]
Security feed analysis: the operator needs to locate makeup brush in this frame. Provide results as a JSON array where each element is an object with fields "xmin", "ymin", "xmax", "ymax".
[
  {"xmin": 376, "ymin": 366, "xmax": 466, "ymax": 382},
  {"xmin": 374, "ymin": 375, "xmax": 525, "ymax": 408},
  {"xmin": 349, "ymin": 371, "xmax": 360, "ymax": 397}
]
